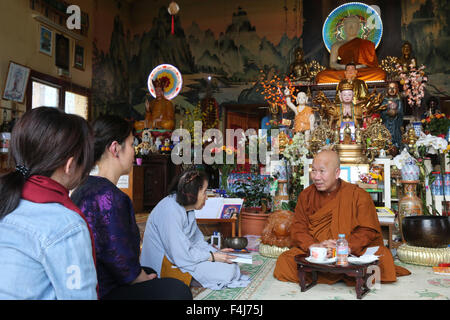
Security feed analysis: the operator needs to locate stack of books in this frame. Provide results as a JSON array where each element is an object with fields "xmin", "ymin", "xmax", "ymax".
[{"xmin": 376, "ymin": 207, "xmax": 395, "ymax": 223}]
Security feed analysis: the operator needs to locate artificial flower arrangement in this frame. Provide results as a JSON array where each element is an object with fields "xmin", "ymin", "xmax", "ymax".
[
  {"xmin": 397, "ymin": 63, "xmax": 428, "ymax": 107},
  {"xmin": 421, "ymin": 113, "xmax": 450, "ymax": 138}
]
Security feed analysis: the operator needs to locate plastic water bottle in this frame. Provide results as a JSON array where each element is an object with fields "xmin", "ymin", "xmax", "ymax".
[
  {"xmin": 444, "ymin": 172, "xmax": 450, "ymax": 196},
  {"xmin": 336, "ymin": 234, "xmax": 349, "ymax": 267},
  {"xmin": 435, "ymin": 173, "xmax": 443, "ymax": 196}
]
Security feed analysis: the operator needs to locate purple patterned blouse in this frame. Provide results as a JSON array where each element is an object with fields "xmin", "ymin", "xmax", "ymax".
[{"xmin": 71, "ymin": 176, "xmax": 141, "ymax": 298}]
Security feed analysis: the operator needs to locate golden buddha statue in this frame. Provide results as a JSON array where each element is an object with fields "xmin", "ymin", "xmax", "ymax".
[
  {"xmin": 355, "ymin": 124, "xmax": 362, "ymax": 144},
  {"xmin": 396, "ymin": 41, "xmax": 417, "ymax": 72},
  {"xmin": 335, "ymin": 63, "xmax": 369, "ymax": 105},
  {"xmin": 316, "ymin": 15, "xmax": 386, "ymax": 84},
  {"xmin": 288, "ymin": 47, "xmax": 311, "ymax": 82},
  {"xmin": 145, "ymin": 78, "xmax": 175, "ymax": 130},
  {"xmin": 313, "ymin": 82, "xmax": 385, "ymax": 134},
  {"xmin": 343, "ymin": 123, "xmax": 352, "ymax": 144}
]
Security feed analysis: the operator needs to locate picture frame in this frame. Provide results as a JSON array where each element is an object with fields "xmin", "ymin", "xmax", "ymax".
[
  {"xmin": 55, "ymin": 33, "xmax": 70, "ymax": 70},
  {"xmin": 2, "ymin": 61, "xmax": 31, "ymax": 103},
  {"xmin": 39, "ymin": 24, "xmax": 53, "ymax": 56},
  {"xmin": 73, "ymin": 43, "xmax": 85, "ymax": 70}
]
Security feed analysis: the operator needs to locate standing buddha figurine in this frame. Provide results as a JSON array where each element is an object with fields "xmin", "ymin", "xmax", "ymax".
[{"xmin": 284, "ymin": 88, "xmax": 315, "ymax": 135}]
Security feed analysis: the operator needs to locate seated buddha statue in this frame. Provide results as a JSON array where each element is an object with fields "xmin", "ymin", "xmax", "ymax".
[
  {"xmin": 396, "ymin": 41, "xmax": 417, "ymax": 72},
  {"xmin": 145, "ymin": 78, "xmax": 175, "ymax": 130},
  {"xmin": 315, "ymin": 15, "xmax": 386, "ymax": 84},
  {"xmin": 288, "ymin": 47, "xmax": 311, "ymax": 82},
  {"xmin": 335, "ymin": 63, "xmax": 369, "ymax": 105}
]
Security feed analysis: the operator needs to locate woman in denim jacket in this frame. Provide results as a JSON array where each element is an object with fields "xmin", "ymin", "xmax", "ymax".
[{"xmin": 0, "ymin": 107, "xmax": 98, "ymax": 299}]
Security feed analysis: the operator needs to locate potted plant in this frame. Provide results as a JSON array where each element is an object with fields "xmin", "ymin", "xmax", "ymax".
[{"xmin": 231, "ymin": 165, "xmax": 277, "ymax": 236}]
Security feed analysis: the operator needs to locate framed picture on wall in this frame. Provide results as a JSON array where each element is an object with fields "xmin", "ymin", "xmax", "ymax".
[
  {"xmin": 73, "ymin": 44, "xmax": 85, "ymax": 70},
  {"xmin": 2, "ymin": 61, "xmax": 31, "ymax": 103},
  {"xmin": 39, "ymin": 25, "xmax": 53, "ymax": 56},
  {"xmin": 55, "ymin": 33, "xmax": 70, "ymax": 70}
]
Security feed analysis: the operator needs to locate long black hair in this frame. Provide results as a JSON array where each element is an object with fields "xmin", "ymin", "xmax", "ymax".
[
  {"xmin": 168, "ymin": 169, "xmax": 209, "ymax": 206},
  {"xmin": 91, "ymin": 115, "xmax": 134, "ymax": 163},
  {"xmin": 0, "ymin": 107, "xmax": 94, "ymax": 218}
]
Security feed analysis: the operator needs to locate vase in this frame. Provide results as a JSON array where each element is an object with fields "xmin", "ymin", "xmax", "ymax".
[
  {"xmin": 401, "ymin": 157, "xmax": 420, "ymax": 181},
  {"xmin": 398, "ymin": 180, "xmax": 423, "ymax": 241},
  {"xmin": 240, "ymin": 210, "xmax": 270, "ymax": 236},
  {"xmin": 412, "ymin": 121, "xmax": 422, "ymax": 137}
]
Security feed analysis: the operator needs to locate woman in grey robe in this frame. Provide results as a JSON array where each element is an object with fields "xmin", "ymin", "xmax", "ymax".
[{"xmin": 140, "ymin": 170, "xmax": 250, "ymax": 290}]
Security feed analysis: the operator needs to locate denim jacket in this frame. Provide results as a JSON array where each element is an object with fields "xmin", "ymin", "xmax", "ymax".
[{"xmin": 0, "ymin": 200, "xmax": 98, "ymax": 299}]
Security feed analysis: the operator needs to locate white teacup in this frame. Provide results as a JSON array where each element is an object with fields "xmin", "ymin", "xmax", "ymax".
[{"xmin": 309, "ymin": 246, "xmax": 327, "ymax": 261}]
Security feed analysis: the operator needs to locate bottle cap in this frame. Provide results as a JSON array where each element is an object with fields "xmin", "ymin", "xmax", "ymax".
[{"xmin": 338, "ymin": 234, "xmax": 345, "ymax": 238}]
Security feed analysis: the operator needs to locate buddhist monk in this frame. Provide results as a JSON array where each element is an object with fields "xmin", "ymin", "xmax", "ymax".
[{"xmin": 274, "ymin": 150, "xmax": 410, "ymax": 285}]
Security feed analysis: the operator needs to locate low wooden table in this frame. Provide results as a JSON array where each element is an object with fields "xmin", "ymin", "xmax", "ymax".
[{"xmin": 294, "ymin": 254, "xmax": 379, "ymax": 300}]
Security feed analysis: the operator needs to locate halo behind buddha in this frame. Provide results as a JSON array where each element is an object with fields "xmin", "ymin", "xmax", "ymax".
[{"xmin": 322, "ymin": 2, "xmax": 383, "ymax": 53}]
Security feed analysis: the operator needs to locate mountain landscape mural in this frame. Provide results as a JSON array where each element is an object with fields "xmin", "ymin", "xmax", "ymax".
[
  {"xmin": 92, "ymin": 5, "xmax": 302, "ymax": 119},
  {"xmin": 91, "ymin": 0, "xmax": 450, "ymax": 119}
]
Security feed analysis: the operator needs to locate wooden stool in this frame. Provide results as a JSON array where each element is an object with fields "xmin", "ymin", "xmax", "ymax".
[{"xmin": 294, "ymin": 254, "xmax": 379, "ymax": 300}]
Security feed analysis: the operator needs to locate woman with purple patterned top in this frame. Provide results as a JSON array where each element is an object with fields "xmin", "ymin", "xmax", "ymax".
[{"xmin": 71, "ymin": 115, "xmax": 192, "ymax": 300}]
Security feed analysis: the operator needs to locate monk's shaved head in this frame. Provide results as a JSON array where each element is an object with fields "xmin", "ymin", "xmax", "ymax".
[
  {"xmin": 311, "ymin": 150, "xmax": 341, "ymax": 193},
  {"xmin": 315, "ymin": 150, "xmax": 340, "ymax": 169}
]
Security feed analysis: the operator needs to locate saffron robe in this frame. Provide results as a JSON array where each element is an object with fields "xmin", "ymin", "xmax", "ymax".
[
  {"xmin": 294, "ymin": 106, "xmax": 314, "ymax": 133},
  {"xmin": 145, "ymin": 97, "xmax": 175, "ymax": 130},
  {"xmin": 316, "ymin": 38, "xmax": 386, "ymax": 84},
  {"xmin": 274, "ymin": 180, "xmax": 410, "ymax": 284}
]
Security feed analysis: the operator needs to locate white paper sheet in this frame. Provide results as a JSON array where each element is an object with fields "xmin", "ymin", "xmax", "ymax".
[{"xmin": 363, "ymin": 246, "xmax": 379, "ymax": 256}]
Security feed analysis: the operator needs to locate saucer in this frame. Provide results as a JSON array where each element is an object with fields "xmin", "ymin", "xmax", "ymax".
[
  {"xmin": 305, "ymin": 256, "xmax": 337, "ymax": 264},
  {"xmin": 348, "ymin": 255, "xmax": 379, "ymax": 265}
]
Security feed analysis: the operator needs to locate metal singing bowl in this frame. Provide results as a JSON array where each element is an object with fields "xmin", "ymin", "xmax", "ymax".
[{"xmin": 223, "ymin": 237, "xmax": 248, "ymax": 250}]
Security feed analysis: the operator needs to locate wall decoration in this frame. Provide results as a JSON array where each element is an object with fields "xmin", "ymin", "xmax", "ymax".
[
  {"xmin": 73, "ymin": 44, "xmax": 85, "ymax": 70},
  {"xmin": 55, "ymin": 33, "xmax": 70, "ymax": 70},
  {"xmin": 39, "ymin": 24, "xmax": 53, "ymax": 56},
  {"xmin": 2, "ymin": 61, "xmax": 31, "ymax": 103}
]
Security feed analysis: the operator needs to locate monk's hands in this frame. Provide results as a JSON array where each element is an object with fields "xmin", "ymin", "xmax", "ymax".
[{"xmin": 321, "ymin": 240, "xmax": 336, "ymax": 258}]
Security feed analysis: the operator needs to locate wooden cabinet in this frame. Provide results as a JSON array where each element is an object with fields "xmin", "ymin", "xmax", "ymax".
[
  {"xmin": 142, "ymin": 155, "xmax": 182, "ymax": 211},
  {"xmin": 119, "ymin": 165, "xmax": 144, "ymax": 213},
  {"xmin": 115, "ymin": 155, "xmax": 182, "ymax": 213}
]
